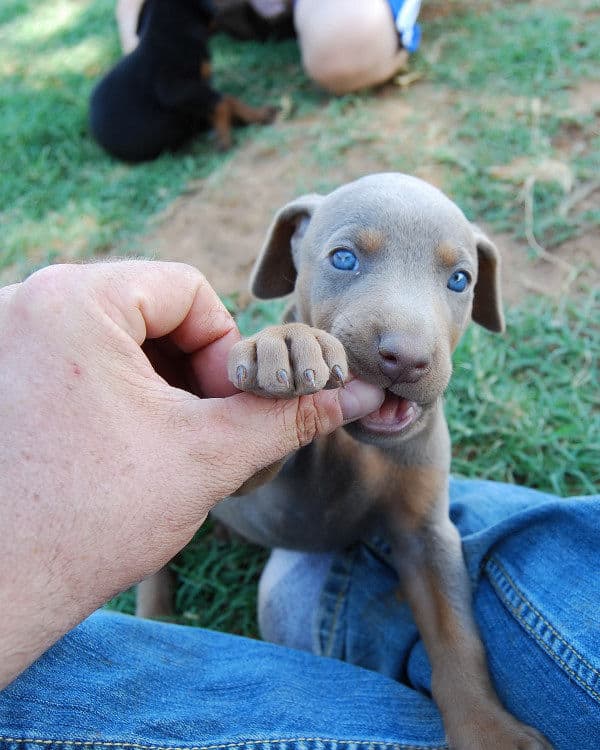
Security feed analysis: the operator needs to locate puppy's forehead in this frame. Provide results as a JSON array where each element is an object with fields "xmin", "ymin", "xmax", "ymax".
[{"xmin": 310, "ymin": 173, "xmax": 474, "ymax": 251}]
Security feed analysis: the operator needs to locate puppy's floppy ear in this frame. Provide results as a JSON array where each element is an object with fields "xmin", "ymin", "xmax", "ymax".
[
  {"xmin": 471, "ymin": 225, "xmax": 505, "ymax": 333},
  {"xmin": 251, "ymin": 194, "xmax": 324, "ymax": 299}
]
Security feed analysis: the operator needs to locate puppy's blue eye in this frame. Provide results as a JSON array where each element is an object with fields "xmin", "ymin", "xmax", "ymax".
[
  {"xmin": 330, "ymin": 249, "xmax": 358, "ymax": 271},
  {"xmin": 447, "ymin": 270, "xmax": 470, "ymax": 292}
]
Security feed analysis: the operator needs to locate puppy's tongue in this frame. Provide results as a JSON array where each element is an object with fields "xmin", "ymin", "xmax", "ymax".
[{"xmin": 359, "ymin": 391, "xmax": 420, "ymax": 433}]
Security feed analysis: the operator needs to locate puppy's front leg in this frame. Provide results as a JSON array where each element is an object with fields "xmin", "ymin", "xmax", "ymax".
[
  {"xmin": 212, "ymin": 95, "xmax": 277, "ymax": 151},
  {"xmin": 227, "ymin": 322, "xmax": 348, "ymax": 399},
  {"xmin": 136, "ymin": 564, "xmax": 176, "ymax": 619},
  {"xmin": 226, "ymin": 322, "xmax": 348, "ymax": 494},
  {"xmin": 388, "ymin": 480, "xmax": 552, "ymax": 750}
]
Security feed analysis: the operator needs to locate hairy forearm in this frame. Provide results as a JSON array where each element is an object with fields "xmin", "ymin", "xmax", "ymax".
[{"xmin": 0, "ymin": 426, "xmax": 146, "ymax": 688}]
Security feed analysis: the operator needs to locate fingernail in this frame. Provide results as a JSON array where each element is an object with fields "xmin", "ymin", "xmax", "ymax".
[
  {"xmin": 304, "ymin": 369, "xmax": 316, "ymax": 388},
  {"xmin": 276, "ymin": 369, "xmax": 290, "ymax": 388},
  {"xmin": 331, "ymin": 364, "xmax": 345, "ymax": 387},
  {"xmin": 236, "ymin": 365, "xmax": 247, "ymax": 389},
  {"xmin": 337, "ymin": 380, "xmax": 385, "ymax": 423}
]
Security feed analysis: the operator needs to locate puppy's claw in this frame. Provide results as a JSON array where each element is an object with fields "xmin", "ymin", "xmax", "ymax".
[
  {"xmin": 304, "ymin": 369, "xmax": 316, "ymax": 388},
  {"xmin": 331, "ymin": 365, "xmax": 346, "ymax": 388},
  {"xmin": 276, "ymin": 369, "xmax": 290, "ymax": 388},
  {"xmin": 236, "ymin": 365, "xmax": 247, "ymax": 389}
]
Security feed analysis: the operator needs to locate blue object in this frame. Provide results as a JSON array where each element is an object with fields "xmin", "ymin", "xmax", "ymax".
[
  {"xmin": 1, "ymin": 479, "xmax": 599, "ymax": 750},
  {"xmin": 388, "ymin": 0, "xmax": 422, "ymax": 52},
  {"xmin": 330, "ymin": 248, "xmax": 359, "ymax": 271},
  {"xmin": 447, "ymin": 269, "xmax": 470, "ymax": 292}
]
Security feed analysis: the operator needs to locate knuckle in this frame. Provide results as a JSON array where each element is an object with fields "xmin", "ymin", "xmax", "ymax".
[
  {"xmin": 332, "ymin": 339, "xmax": 347, "ymax": 359},
  {"xmin": 183, "ymin": 263, "xmax": 207, "ymax": 288},
  {"xmin": 16, "ymin": 264, "xmax": 85, "ymax": 321},
  {"xmin": 200, "ymin": 297, "xmax": 230, "ymax": 334},
  {"xmin": 293, "ymin": 394, "xmax": 335, "ymax": 447},
  {"xmin": 262, "ymin": 324, "xmax": 284, "ymax": 338},
  {"xmin": 22, "ymin": 263, "xmax": 80, "ymax": 297},
  {"xmin": 229, "ymin": 340, "xmax": 248, "ymax": 363}
]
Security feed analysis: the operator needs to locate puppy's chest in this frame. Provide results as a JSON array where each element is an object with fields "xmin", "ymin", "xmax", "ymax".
[
  {"xmin": 277, "ymin": 429, "xmax": 447, "ymax": 538},
  {"xmin": 278, "ymin": 432, "xmax": 409, "ymax": 507}
]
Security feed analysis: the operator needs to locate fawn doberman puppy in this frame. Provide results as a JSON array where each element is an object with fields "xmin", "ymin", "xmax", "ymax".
[
  {"xmin": 90, "ymin": 0, "xmax": 276, "ymax": 163},
  {"xmin": 139, "ymin": 173, "xmax": 552, "ymax": 749}
]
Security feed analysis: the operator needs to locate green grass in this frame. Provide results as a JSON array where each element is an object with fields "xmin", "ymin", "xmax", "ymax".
[
  {"xmin": 107, "ymin": 521, "xmax": 268, "ymax": 637},
  {"xmin": 419, "ymin": 2, "xmax": 600, "ymax": 96},
  {"xmin": 3, "ymin": 1, "xmax": 599, "ymax": 276},
  {"xmin": 430, "ymin": 98, "xmax": 600, "ymax": 247},
  {"xmin": 0, "ymin": 0, "xmax": 318, "ymax": 279},
  {"xmin": 4, "ymin": 0, "xmax": 598, "ymax": 637},
  {"xmin": 406, "ymin": 1, "xmax": 600, "ymax": 247},
  {"xmin": 109, "ymin": 290, "xmax": 599, "ymax": 634},
  {"xmin": 447, "ymin": 290, "xmax": 599, "ymax": 497}
]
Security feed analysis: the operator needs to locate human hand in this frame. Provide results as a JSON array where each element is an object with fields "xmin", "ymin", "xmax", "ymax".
[{"xmin": 0, "ymin": 260, "xmax": 384, "ymax": 686}]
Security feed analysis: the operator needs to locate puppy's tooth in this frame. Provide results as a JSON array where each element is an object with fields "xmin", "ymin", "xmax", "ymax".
[
  {"xmin": 304, "ymin": 369, "xmax": 316, "ymax": 388},
  {"xmin": 331, "ymin": 365, "xmax": 346, "ymax": 387},
  {"xmin": 276, "ymin": 369, "xmax": 290, "ymax": 388},
  {"xmin": 236, "ymin": 365, "xmax": 247, "ymax": 389}
]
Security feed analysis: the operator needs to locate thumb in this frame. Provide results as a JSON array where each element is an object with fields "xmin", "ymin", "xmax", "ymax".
[{"xmin": 188, "ymin": 379, "xmax": 385, "ymax": 501}]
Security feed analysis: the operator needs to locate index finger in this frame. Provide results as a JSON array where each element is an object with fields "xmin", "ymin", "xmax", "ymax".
[{"xmin": 91, "ymin": 260, "xmax": 242, "ymax": 396}]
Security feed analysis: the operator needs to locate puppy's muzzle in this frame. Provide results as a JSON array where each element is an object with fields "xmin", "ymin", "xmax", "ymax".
[
  {"xmin": 342, "ymin": 330, "xmax": 439, "ymax": 440},
  {"xmin": 378, "ymin": 332, "xmax": 431, "ymax": 384}
]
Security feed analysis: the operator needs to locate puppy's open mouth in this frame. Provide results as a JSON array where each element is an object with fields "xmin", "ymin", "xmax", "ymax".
[{"xmin": 358, "ymin": 390, "xmax": 421, "ymax": 435}]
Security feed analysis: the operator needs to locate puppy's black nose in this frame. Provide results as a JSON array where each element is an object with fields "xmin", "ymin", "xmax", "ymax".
[{"xmin": 378, "ymin": 333, "xmax": 431, "ymax": 383}]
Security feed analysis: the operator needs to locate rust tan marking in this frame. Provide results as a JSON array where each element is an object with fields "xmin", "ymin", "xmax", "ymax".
[
  {"xmin": 437, "ymin": 243, "xmax": 460, "ymax": 268},
  {"xmin": 357, "ymin": 228, "xmax": 385, "ymax": 254},
  {"xmin": 377, "ymin": 463, "xmax": 447, "ymax": 529},
  {"xmin": 211, "ymin": 98, "xmax": 233, "ymax": 150},
  {"xmin": 352, "ymin": 446, "xmax": 398, "ymax": 496},
  {"xmin": 423, "ymin": 567, "xmax": 466, "ymax": 641},
  {"xmin": 200, "ymin": 60, "xmax": 212, "ymax": 79},
  {"xmin": 450, "ymin": 324, "xmax": 461, "ymax": 351}
]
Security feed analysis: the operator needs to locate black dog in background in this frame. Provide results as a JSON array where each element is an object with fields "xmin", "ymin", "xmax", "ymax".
[{"xmin": 90, "ymin": 0, "xmax": 276, "ymax": 163}]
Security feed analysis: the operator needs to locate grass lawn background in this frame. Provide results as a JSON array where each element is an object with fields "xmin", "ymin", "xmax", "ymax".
[{"xmin": 2, "ymin": 0, "xmax": 598, "ymax": 635}]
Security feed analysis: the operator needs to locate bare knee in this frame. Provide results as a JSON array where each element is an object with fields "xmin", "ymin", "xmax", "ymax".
[{"xmin": 295, "ymin": 0, "xmax": 402, "ymax": 94}]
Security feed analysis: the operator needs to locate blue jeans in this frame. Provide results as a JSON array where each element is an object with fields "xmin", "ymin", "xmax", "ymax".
[{"xmin": 1, "ymin": 480, "xmax": 599, "ymax": 750}]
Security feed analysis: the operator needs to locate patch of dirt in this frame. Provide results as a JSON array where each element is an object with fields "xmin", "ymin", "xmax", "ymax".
[
  {"xmin": 494, "ymin": 227, "xmax": 599, "ymax": 307},
  {"xmin": 141, "ymin": 79, "xmax": 599, "ymax": 308},
  {"xmin": 564, "ymin": 79, "xmax": 600, "ymax": 117}
]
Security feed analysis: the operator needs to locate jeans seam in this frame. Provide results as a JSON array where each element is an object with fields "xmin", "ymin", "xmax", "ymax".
[
  {"xmin": 323, "ymin": 581, "xmax": 347, "ymax": 658},
  {"xmin": 486, "ymin": 556, "xmax": 600, "ymax": 704},
  {"xmin": 0, "ymin": 737, "xmax": 447, "ymax": 750},
  {"xmin": 317, "ymin": 548, "xmax": 356, "ymax": 658}
]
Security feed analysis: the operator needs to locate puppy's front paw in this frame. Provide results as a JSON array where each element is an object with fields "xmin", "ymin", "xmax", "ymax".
[
  {"xmin": 447, "ymin": 710, "xmax": 554, "ymax": 750},
  {"xmin": 257, "ymin": 105, "xmax": 278, "ymax": 124},
  {"xmin": 228, "ymin": 323, "xmax": 348, "ymax": 398}
]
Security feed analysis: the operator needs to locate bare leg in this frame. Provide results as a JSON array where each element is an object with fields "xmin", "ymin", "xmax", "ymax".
[
  {"xmin": 294, "ymin": 0, "xmax": 409, "ymax": 94},
  {"xmin": 116, "ymin": 0, "xmax": 146, "ymax": 54}
]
